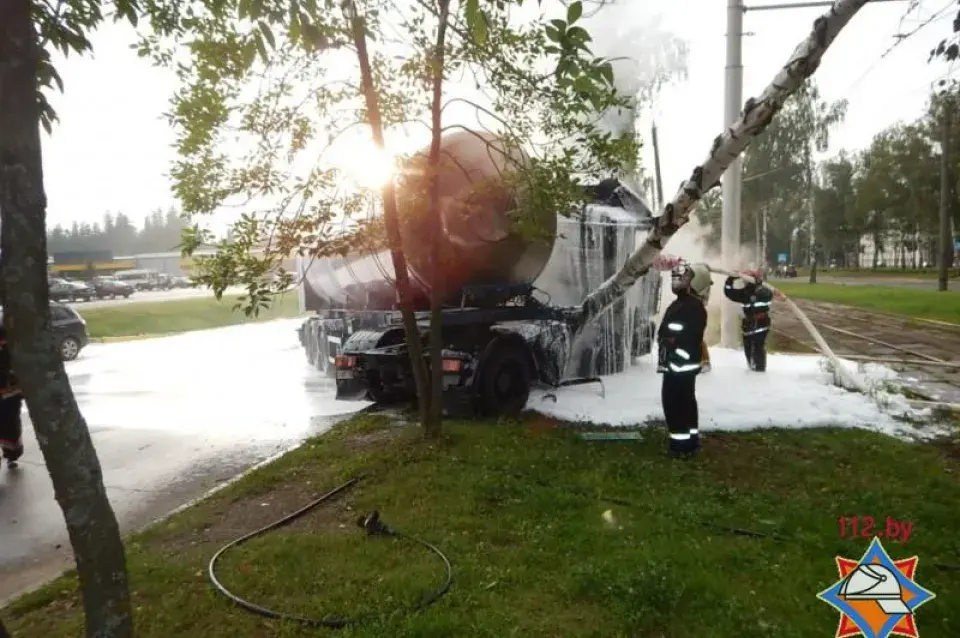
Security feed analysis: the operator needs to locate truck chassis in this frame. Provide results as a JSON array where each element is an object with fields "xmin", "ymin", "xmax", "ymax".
[{"xmin": 298, "ymin": 278, "xmax": 660, "ymax": 418}]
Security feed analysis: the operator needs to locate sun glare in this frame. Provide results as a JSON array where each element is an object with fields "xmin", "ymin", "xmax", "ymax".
[{"xmin": 335, "ymin": 141, "xmax": 395, "ymax": 190}]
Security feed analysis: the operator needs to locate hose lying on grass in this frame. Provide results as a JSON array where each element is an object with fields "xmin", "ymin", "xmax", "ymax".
[{"xmin": 207, "ymin": 476, "xmax": 453, "ymax": 628}]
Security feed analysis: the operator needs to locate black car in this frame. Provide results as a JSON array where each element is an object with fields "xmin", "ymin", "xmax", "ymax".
[
  {"xmin": 49, "ymin": 278, "xmax": 96, "ymax": 302},
  {"xmin": 51, "ymin": 302, "xmax": 89, "ymax": 360},
  {"xmin": 91, "ymin": 276, "xmax": 134, "ymax": 299},
  {"xmin": 0, "ymin": 302, "xmax": 88, "ymax": 361}
]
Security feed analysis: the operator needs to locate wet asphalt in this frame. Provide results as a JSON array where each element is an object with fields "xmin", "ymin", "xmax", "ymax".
[{"xmin": 0, "ymin": 318, "xmax": 369, "ymax": 604}]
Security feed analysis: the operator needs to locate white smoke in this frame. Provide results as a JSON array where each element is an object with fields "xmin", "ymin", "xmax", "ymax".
[
  {"xmin": 581, "ymin": 2, "xmax": 689, "ymax": 140},
  {"xmin": 655, "ymin": 213, "xmax": 760, "ymax": 345}
]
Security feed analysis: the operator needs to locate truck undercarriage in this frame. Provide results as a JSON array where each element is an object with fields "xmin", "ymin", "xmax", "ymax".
[{"xmin": 299, "ymin": 278, "xmax": 659, "ymax": 418}]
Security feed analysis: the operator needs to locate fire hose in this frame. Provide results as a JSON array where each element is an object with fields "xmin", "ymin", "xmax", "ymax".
[
  {"xmin": 654, "ymin": 254, "xmax": 865, "ymax": 393},
  {"xmin": 207, "ymin": 476, "xmax": 453, "ymax": 628}
]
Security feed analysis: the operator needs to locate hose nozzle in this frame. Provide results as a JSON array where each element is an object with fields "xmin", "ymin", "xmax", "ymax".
[{"xmin": 357, "ymin": 510, "xmax": 394, "ymax": 536}]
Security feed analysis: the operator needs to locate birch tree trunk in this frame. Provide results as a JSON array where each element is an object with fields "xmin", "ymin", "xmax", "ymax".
[
  {"xmin": 580, "ymin": 0, "xmax": 869, "ymax": 325},
  {"xmin": 0, "ymin": 1, "xmax": 133, "ymax": 636}
]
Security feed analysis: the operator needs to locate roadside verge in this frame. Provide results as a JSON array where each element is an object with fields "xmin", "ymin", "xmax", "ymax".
[{"xmin": 3, "ymin": 413, "xmax": 959, "ymax": 636}]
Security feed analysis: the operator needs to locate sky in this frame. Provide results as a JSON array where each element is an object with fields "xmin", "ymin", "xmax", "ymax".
[{"xmin": 40, "ymin": 0, "xmax": 957, "ymax": 231}]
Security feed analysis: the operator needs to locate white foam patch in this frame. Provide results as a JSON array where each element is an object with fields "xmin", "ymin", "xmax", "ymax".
[{"xmin": 530, "ymin": 348, "xmax": 947, "ymax": 440}]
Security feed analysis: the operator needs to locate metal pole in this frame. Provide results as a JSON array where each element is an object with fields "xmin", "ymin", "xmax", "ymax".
[
  {"xmin": 939, "ymin": 96, "xmax": 953, "ymax": 291},
  {"xmin": 745, "ymin": 0, "xmax": 904, "ymax": 11},
  {"xmin": 651, "ymin": 122, "xmax": 665, "ymax": 213},
  {"xmin": 721, "ymin": 0, "xmax": 744, "ymax": 349},
  {"xmin": 715, "ymin": 0, "xmax": 909, "ymax": 348}
]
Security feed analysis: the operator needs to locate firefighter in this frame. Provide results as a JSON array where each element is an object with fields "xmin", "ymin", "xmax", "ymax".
[
  {"xmin": 657, "ymin": 261, "xmax": 711, "ymax": 458},
  {"xmin": 722, "ymin": 269, "xmax": 775, "ymax": 372},
  {"xmin": 0, "ymin": 318, "xmax": 24, "ymax": 465}
]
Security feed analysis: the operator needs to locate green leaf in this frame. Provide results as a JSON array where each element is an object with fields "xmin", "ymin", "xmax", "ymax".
[
  {"xmin": 473, "ymin": 9, "xmax": 489, "ymax": 46},
  {"xmin": 567, "ymin": 1, "xmax": 582, "ymax": 24},
  {"xmin": 573, "ymin": 75, "xmax": 593, "ymax": 95},
  {"xmin": 257, "ymin": 21, "xmax": 276, "ymax": 49},
  {"xmin": 566, "ymin": 26, "xmax": 590, "ymax": 43},
  {"xmin": 254, "ymin": 32, "xmax": 268, "ymax": 61},
  {"xmin": 550, "ymin": 19, "xmax": 566, "ymax": 33},
  {"xmin": 599, "ymin": 62, "xmax": 614, "ymax": 86},
  {"xmin": 465, "ymin": 0, "xmax": 480, "ymax": 38},
  {"xmin": 545, "ymin": 25, "xmax": 560, "ymax": 43}
]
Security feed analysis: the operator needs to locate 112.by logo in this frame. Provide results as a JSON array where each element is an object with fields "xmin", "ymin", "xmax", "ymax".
[{"xmin": 838, "ymin": 516, "xmax": 914, "ymax": 544}]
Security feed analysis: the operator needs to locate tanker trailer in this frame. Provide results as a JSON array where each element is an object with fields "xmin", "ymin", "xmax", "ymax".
[{"xmin": 297, "ymin": 130, "xmax": 661, "ymax": 416}]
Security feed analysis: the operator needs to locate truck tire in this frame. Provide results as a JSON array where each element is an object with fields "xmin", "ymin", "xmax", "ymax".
[
  {"xmin": 314, "ymin": 324, "xmax": 328, "ymax": 374},
  {"xmin": 305, "ymin": 326, "xmax": 317, "ymax": 366},
  {"xmin": 478, "ymin": 345, "xmax": 532, "ymax": 418}
]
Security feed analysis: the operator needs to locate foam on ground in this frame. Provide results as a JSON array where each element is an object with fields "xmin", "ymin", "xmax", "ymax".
[{"xmin": 530, "ymin": 348, "xmax": 947, "ymax": 440}]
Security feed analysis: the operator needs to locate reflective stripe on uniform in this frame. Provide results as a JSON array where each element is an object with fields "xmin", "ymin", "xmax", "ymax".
[
  {"xmin": 690, "ymin": 428, "xmax": 699, "ymax": 436},
  {"xmin": 744, "ymin": 327, "xmax": 769, "ymax": 336},
  {"xmin": 667, "ymin": 322, "xmax": 684, "ymax": 331},
  {"xmin": 742, "ymin": 301, "xmax": 770, "ymax": 309},
  {"xmin": 669, "ymin": 432, "xmax": 691, "ymax": 441},
  {"xmin": 668, "ymin": 362, "xmax": 701, "ymax": 372},
  {"xmin": 676, "ymin": 347, "xmax": 691, "ymax": 360}
]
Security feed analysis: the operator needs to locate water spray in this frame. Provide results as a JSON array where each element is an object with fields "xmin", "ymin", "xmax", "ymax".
[{"xmin": 653, "ymin": 253, "xmax": 865, "ymax": 393}]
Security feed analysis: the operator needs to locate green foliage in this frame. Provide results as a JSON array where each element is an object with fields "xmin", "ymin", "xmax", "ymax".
[
  {"xmin": 698, "ymin": 81, "xmax": 960, "ymax": 271},
  {"xmin": 695, "ymin": 82, "xmax": 847, "ymax": 264},
  {"xmin": 152, "ymin": 0, "xmax": 646, "ymax": 314}
]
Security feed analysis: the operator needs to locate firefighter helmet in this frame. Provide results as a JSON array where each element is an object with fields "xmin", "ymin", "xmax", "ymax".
[
  {"xmin": 688, "ymin": 263, "xmax": 713, "ymax": 302},
  {"xmin": 671, "ymin": 261, "xmax": 712, "ymax": 302}
]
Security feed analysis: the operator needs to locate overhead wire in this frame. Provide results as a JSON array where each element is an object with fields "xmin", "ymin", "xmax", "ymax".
[{"xmin": 835, "ymin": 0, "xmax": 957, "ymax": 99}]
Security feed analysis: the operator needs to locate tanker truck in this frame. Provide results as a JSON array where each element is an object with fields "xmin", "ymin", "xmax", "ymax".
[{"xmin": 297, "ymin": 130, "xmax": 662, "ymax": 417}]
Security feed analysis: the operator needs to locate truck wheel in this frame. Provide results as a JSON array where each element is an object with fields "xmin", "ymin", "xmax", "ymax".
[
  {"xmin": 305, "ymin": 325, "xmax": 318, "ymax": 366},
  {"xmin": 478, "ymin": 346, "xmax": 531, "ymax": 418},
  {"xmin": 314, "ymin": 325, "xmax": 329, "ymax": 374}
]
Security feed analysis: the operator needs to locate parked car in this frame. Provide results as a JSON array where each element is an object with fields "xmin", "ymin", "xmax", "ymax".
[
  {"xmin": 170, "ymin": 276, "xmax": 192, "ymax": 288},
  {"xmin": 49, "ymin": 278, "xmax": 96, "ymax": 302},
  {"xmin": 91, "ymin": 276, "xmax": 134, "ymax": 299},
  {"xmin": 0, "ymin": 302, "xmax": 88, "ymax": 361}
]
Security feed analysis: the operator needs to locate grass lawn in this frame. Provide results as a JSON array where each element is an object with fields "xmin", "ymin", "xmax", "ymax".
[
  {"xmin": 773, "ymin": 281, "xmax": 960, "ymax": 324},
  {"xmin": 791, "ymin": 267, "xmax": 960, "ymax": 280},
  {"xmin": 4, "ymin": 413, "xmax": 958, "ymax": 637},
  {"xmin": 80, "ymin": 293, "xmax": 302, "ymax": 339}
]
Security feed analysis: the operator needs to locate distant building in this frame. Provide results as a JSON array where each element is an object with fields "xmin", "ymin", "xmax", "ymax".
[
  {"xmin": 858, "ymin": 227, "xmax": 958, "ymax": 268},
  {"xmin": 48, "ymin": 246, "xmax": 298, "ymax": 279}
]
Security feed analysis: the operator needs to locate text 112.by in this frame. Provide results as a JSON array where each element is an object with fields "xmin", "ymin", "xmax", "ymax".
[{"xmin": 838, "ymin": 516, "xmax": 914, "ymax": 543}]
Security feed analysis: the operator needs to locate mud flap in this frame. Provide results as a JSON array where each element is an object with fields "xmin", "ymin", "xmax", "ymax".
[
  {"xmin": 335, "ymin": 378, "xmax": 370, "ymax": 401},
  {"xmin": 541, "ymin": 376, "xmax": 605, "ymax": 403}
]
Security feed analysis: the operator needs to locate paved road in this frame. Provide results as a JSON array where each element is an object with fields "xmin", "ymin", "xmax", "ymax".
[
  {"xmin": 0, "ymin": 318, "xmax": 369, "ymax": 604},
  {"xmin": 65, "ymin": 285, "xmax": 250, "ymax": 310}
]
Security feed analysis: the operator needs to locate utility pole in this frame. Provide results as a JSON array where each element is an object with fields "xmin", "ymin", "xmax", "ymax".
[
  {"xmin": 808, "ymin": 162, "xmax": 817, "ymax": 283},
  {"xmin": 651, "ymin": 122, "xmax": 665, "ymax": 213},
  {"xmin": 721, "ymin": 0, "xmax": 907, "ymax": 346},
  {"xmin": 939, "ymin": 95, "xmax": 953, "ymax": 292},
  {"xmin": 721, "ymin": 0, "xmax": 744, "ymax": 348}
]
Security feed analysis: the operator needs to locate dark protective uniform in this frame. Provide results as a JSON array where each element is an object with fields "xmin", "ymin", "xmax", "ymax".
[
  {"xmin": 723, "ymin": 276, "xmax": 773, "ymax": 372},
  {"xmin": 0, "ymin": 325, "xmax": 24, "ymax": 463},
  {"xmin": 657, "ymin": 291, "xmax": 707, "ymax": 457}
]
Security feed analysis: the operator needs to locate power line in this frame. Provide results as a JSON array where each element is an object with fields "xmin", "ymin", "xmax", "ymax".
[{"xmin": 838, "ymin": 0, "xmax": 955, "ymax": 97}]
